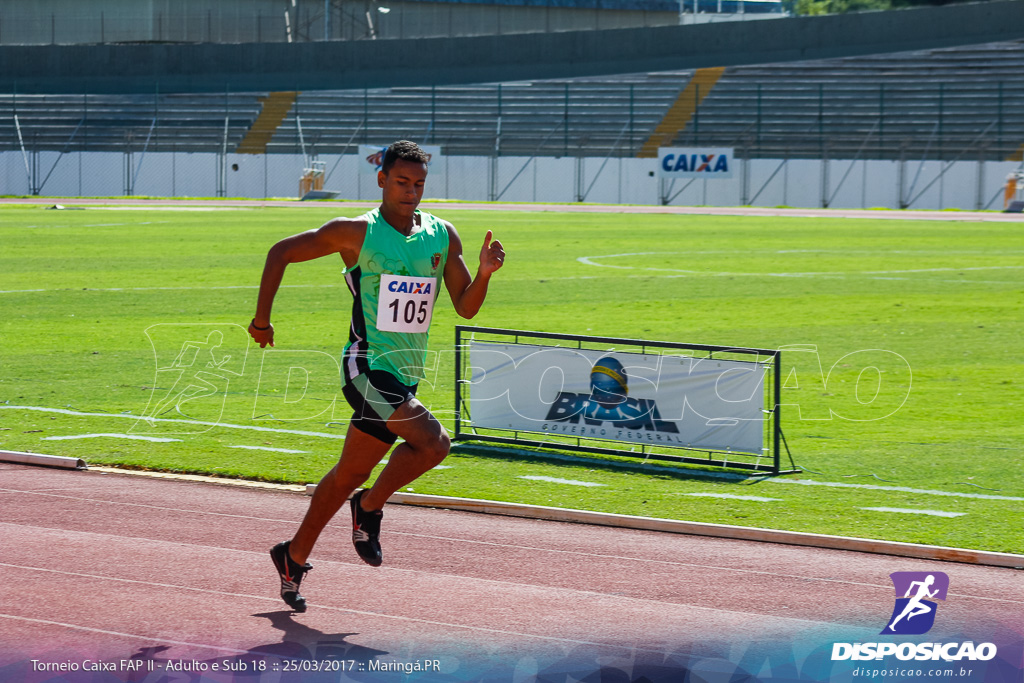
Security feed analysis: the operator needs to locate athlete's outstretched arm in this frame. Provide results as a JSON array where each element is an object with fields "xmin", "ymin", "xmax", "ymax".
[
  {"xmin": 443, "ymin": 223, "xmax": 504, "ymax": 319},
  {"xmin": 249, "ymin": 218, "xmax": 365, "ymax": 347}
]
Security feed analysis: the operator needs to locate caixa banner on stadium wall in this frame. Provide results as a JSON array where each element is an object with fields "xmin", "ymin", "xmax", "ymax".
[
  {"xmin": 657, "ymin": 147, "xmax": 734, "ymax": 179},
  {"xmin": 359, "ymin": 144, "xmax": 443, "ymax": 175},
  {"xmin": 455, "ymin": 328, "xmax": 791, "ymax": 473}
]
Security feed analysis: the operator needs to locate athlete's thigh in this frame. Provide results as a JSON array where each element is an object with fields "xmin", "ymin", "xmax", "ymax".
[{"xmin": 385, "ymin": 398, "xmax": 446, "ymax": 447}]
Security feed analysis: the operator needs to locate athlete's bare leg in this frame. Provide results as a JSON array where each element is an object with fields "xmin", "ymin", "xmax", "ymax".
[
  {"xmin": 359, "ymin": 398, "xmax": 450, "ymax": 512},
  {"xmin": 288, "ymin": 425, "xmax": 390, "ymax": 565},
  {"xmin": 286, "ymin": 398, "xmax": 448, "ymax": 564}
]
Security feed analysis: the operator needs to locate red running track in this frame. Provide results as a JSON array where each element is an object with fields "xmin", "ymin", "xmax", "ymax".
[{"xmin": 0, "ymin": 463, "xmax": 1021, "ymax": 683}]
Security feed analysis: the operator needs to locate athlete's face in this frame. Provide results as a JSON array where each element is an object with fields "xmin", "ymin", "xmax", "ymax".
[{"xmin": 379, "ymin": 159, "xmax": 427, "ymax": 217}]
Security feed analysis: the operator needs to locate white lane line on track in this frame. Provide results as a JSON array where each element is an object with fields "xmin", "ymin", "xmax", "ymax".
[
  {"xmin": 0, "ymin": 553, "xmax": 866, "ymax": 637},
  {"xmin": 0, "ymin": 590, "xmax": 683, "ymax": 658},
  {"xmin": 860, "ymin": 507, "xmax": 966, "ymax": 518},
  {"xmin": 41, "ymin": 433, "xmax": 182, "ymax": 443},
  {"xmin": 0, "ymin": 489, "xmax": 303, "ymax": 524},
  {"xmin": 0, "ymin": 613, "xmax": 250, "ymax": 655},
  {"xmin": 519, "ymin": 475, "xmax": 606, "ymax": 487},
  {"xmin": 0, "ymin": 405, "xmax": 347, "ymax": 440},
  {"xmin": 2, "ymin": 508, "xmax": 1020, "ymax": 607},
  {"xmin": 762, "ymin": 478, "xmax": 1024, "ymax": 502}
]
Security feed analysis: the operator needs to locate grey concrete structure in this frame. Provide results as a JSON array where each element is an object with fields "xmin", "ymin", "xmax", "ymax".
[
  {"xmin": 0, "ymin": 0, "xmax": 778, "ymax": 46},
  {"xmin": 1, "ymin": 1, "xmax": 1022, "ymax": 94}
]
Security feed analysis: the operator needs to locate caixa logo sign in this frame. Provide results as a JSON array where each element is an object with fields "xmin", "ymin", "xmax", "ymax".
[{"xmin": 657, "ymin": 147, "xmax": 734, "ymax": 179}]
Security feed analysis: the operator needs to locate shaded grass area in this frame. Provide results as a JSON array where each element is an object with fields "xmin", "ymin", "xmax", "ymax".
[{"xmin": 1, "ymin": 204, "xmax": 1022, "ymax": 553}]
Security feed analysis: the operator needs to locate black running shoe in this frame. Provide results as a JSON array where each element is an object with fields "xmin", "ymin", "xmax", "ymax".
[
  {"xmin": 350, "ymin": 489, "xmax": 383, "ymax": 567},
  {"xmin": 269, "ymin": 541, "xmax": 312, "ymax": 612}
]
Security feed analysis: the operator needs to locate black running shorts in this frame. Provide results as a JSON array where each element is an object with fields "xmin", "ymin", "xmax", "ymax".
[{"xmin": 342, "ymin": 370, "xmax": 418, "ymax": 445}]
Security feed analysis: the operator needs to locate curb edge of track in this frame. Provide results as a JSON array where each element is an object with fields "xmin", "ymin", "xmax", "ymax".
[{"xmin": 5, "ymin": 455, "xmax": 1022, "ymax": 570}]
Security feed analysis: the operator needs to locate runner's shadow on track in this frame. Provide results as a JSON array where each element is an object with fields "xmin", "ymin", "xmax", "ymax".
[
  {"xmin": 247, "ymin": 611, "xmax": 390, "ymax": 662},
  {"xmin": 124, "ymin": 615, "xmax": 390, "ymax": 676}
]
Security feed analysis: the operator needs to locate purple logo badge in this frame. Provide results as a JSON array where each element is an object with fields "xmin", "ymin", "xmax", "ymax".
[{"xmin": 881, "ymin": 571, "xmax": 949, "ymax": 635}]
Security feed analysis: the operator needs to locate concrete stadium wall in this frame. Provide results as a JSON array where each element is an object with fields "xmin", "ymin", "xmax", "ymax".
[
  {"xmin": 3, "ymin": 2, "xmax": 1024, "ymax": 94},
  {"xmin": 0, "ymin": 0, "xmax": 745, "ymax": 45},
  {"xmin": 1, "ymin": 150, "xmax": 1016, "ymax": 211}
]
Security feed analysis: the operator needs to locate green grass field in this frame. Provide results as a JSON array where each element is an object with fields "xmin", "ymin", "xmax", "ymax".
[{"xmin": 1, "ymin": 202, "xmax": 1022, "ymax": 554}]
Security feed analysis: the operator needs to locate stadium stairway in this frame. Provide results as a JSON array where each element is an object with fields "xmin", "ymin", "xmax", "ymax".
[
  {"xmin": 637, "ymin": 67, "xmax": 726, "ymax": 158},
  {"xmin": 236, "ymin": 92, "xmax": 299, "ymax": 154}
]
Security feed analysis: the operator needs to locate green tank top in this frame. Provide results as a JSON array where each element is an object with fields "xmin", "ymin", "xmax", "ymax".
[{"xmin": 342, "ymin": 208, "xmax": 450, "ymax": 386}]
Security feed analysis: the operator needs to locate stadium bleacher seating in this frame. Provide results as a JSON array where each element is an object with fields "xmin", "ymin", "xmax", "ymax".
[
  {"xmin": 2, "ymin": 40, "xmax": 1022, "ymax": 161},
  {"xmin": 0, "ymin": 92, "xmax": 262, "ymax": 154},
  {"xmin": 685, "ymin": 40, "xmax": 1024, "ymax": 161}
]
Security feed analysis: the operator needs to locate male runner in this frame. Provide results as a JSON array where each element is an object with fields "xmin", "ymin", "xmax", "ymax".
[{"xmin": 247, "ymin": 140, "xmax": 505, "ymax": 612}]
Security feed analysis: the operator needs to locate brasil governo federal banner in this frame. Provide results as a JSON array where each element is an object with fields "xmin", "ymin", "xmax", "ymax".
[{"xmin": 466, "ymin": 341, "xmax": 768, "ymax": 455}]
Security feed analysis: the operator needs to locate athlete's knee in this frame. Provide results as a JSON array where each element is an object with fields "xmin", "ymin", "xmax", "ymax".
[{"xmin": 417, "ymin": 427, "xmax": 450, "ymax": 466}]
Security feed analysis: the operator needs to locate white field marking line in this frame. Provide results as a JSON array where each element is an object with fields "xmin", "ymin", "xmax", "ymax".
[
  {"xmin": 762, "ymin": 478, "xmax": 1024, "ymax": 502},
  {"xmin": 1, "ymin": 518, "xmax": 1018, "ymax": 612},
  {"xmin": 683, "ymin": 493, "xmax": 782, "ymax": 502},
  {"xmin": 9, "ymin": 407, "xmax": 1010, "ymax": 502},
  {"xmin": 229, "ymin": 444, "xmax": 309, "ymax": 454},
  {"xmin": 519, "ymin": 475, "xmax": 606, "ymax": 487},
  {"xmin": 0, "ymin": 405, "xmax": 347, "ymax": 440},
  {"xmin": 87, "ymin": 206, "xmax": 256, "ymax": 212},
  {"xmin": 0, "ymin": 613, "xmax": 250, "ymax": 655},
  {"xmin": 0, "ymin": 283, "xmax": 340, "ymax": 295},
  {"xmin": 14, "ymin": 274, "xmax": 1013, "ymax": 289},
  {"xmin": 578, "ymin": 253, "xmax": 1024, "ymax": 279},
  {"xmin": 775, "ymin": 249, "xmax": 1024, "ymax": 255},
  {"xmin": 860, "ymin": 507, "xmax": 966, "ymax": 518},
  {"xmin": 41, "ymin": 433, "xmax": 182, "ymax": 443},
  {"xmin": 641, "ymin": 274, "xmax": 1020, "ymax": 286}
]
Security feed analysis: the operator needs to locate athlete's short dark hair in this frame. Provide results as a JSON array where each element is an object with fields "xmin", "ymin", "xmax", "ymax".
[{"xmin": 381, "ymin": 140, "xmax": 429, "ymax": 174}]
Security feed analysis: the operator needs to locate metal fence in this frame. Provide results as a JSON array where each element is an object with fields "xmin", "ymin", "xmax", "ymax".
[{"xmin": 1, "ymin": 146, "xmax": 1018, "ymax": 212}]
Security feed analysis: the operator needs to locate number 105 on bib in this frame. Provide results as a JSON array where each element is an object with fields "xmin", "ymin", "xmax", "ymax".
[{"xmin": 377, "ymin": 274, "xmax": 437, "ymax": 334}]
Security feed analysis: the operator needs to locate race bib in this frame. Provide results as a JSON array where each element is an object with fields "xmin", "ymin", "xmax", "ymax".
[{"xmin": 377, "ymin": 274, "xmax": 437, "ymax": 333}]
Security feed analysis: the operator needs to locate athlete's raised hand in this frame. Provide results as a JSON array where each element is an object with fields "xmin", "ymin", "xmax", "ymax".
[{"xmin": 479, "ymin": 230, "xmax": 505, "ymax": 276}]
